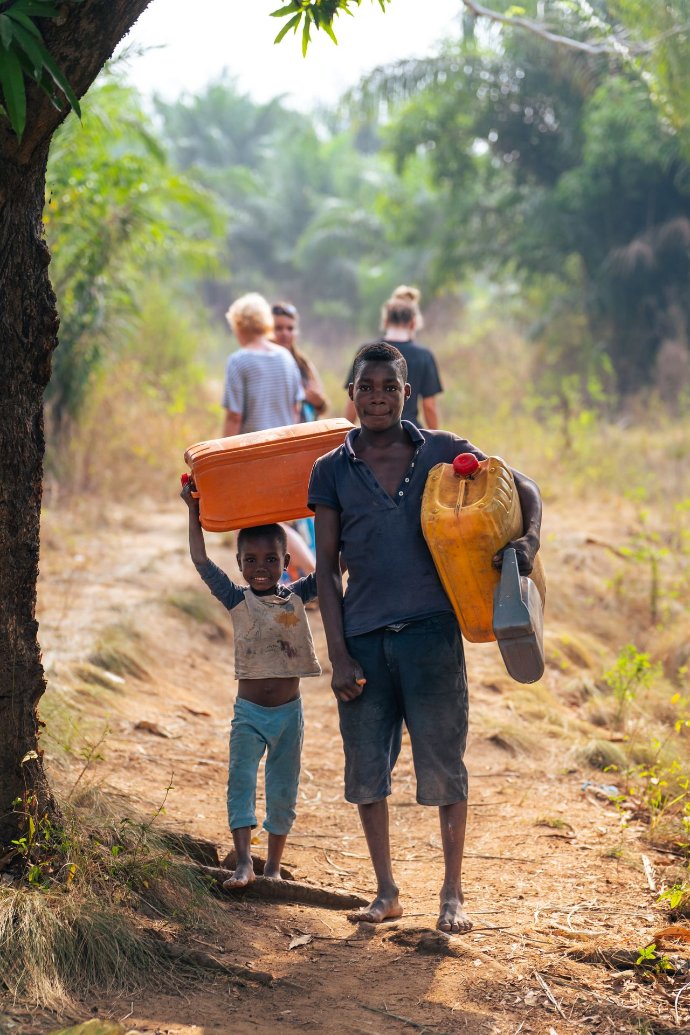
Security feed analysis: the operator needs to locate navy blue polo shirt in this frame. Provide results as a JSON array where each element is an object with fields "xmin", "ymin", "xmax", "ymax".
[{"xmin": 307, "ymin": 420, "xmax": 485, "ymax": 637}]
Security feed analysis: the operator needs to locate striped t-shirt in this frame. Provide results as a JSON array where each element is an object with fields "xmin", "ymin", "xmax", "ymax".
[{"xmin": 222, "ymin": 346, "xmax": 305, "ymax": 433}]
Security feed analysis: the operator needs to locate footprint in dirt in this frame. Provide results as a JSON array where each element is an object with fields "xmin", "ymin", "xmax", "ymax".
[{"xmin": 384, "ymin": 927, "xmax": 454, "ymax": 956}]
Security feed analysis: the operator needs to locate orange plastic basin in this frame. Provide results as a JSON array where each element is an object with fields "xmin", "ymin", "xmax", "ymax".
[{"xmin": 184, "ymin": 418, "xmax": 353, "ymax": 532}]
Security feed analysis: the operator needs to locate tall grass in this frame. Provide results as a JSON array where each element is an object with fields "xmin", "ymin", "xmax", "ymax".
[
  {"xmin": 0, "ymin": 789, "xmax": 219, "ymax": 1008},
  {"xmin": 45, "ymin": 283, "xmax": 223, "ymax": 501}
]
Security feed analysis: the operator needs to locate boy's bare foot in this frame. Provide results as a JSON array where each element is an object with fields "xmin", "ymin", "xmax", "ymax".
[
  {"xmin": 437, "ymin": 894, "xmax": 472, "ymax": 934},
  {"xmin": 263, "ymin": 832, "xmax": 287, "ymax": 881},
  {"xmin": 223, "ymin": 859, "xmax": 255, "ymax": 888},
  {"xmin": 348, "ymin": 893, "xmax": 403, "ymax": 924}
]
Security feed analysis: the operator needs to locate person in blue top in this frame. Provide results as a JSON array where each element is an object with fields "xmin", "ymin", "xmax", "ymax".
[
  {"xmin": 308, "ymin": 341, "xmax": 542, "ymax": 934},
  {"xmin": 181, "ymin": 477, "xmax": 320, "ymax": 888},
  {"xmin": 222, "ymin": 292, "xmax": 304, "ymax": 437},
  {"xmin": 222, "ymin": 292, "xmax": 316, "ymax": 579}
]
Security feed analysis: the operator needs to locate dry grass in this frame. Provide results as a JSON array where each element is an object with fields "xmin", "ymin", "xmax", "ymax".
[
  {"xmin": 0, "ymin": 788, "xmax": 221, "ymax": 1009},
  {"xmin": 586, "ymin": 694, "xmax": 620, "ymax": 729},
  {"xmin": 39, "ymin": 682, "xmax": 110, "ymax": 776},
  {"xmin": 0, "ymin": 890, "xmax": 161, "ymax": 1006},
  {"xmin": 535, "ymin": 815, "xmax": 572, "ymax": 830},
  {"xmin": 549, "ymin": 630, "xmax": 600, "ymax": 672},
  {"xmin": 88, "ymin": 623, "xmax": 150, "ymax": 682},
  {"xmin": 576, "ymin": 737, "xmax": 629, "ymax": 772},
  {"xmin": 480, "ymin": 720, "xmax": 543, "ymax": 756},
  {"xmin": 74, "ymin": 663, "xmax": 126, "ymax": 693},
  {"xmin": 48, "ymin": 358, "xmax": 219, "ymax": 502},
  {"xmin": 509, "ymin": 681, "xmax": 567, "ymax": 723},
  {"xmin": 165, "ymin": 589, "xmax": 226, "ymax": 632}
]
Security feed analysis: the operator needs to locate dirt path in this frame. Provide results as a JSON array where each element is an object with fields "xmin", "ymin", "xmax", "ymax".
[{"xmin": 27, "ymin": 501, "xmax": 687, "ymax": 1034}]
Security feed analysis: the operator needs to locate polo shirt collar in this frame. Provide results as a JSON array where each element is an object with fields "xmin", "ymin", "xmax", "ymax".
[{"xmin": 344, "ymin": 419, "xmax": 425, "ymax": 458}]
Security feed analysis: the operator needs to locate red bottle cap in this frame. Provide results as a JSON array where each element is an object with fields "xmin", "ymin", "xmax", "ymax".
[
  {"xmin": 180, "ymin": 473, "xmax": 190, "ymax": 486},
  {"xmin": 452, "ymin": 453, "xmax": 480, "ymax": 477}
]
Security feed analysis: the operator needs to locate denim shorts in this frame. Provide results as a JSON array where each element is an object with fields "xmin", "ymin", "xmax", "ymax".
[{"xmin": 340, "ymin": 613, "xmax": 469, "ymax": 806}]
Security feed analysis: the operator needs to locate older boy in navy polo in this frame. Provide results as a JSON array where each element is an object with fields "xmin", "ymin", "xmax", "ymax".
[{"xmin": 308, "ymin": 342, "xmax": 542, "ymax": 933}]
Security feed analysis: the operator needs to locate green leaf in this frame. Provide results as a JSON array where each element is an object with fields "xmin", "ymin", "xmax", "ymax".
[
  {"xmin": 274, "ymin": 11, "xmax": 301, "ymax": 44},
  {"xmin": 27, "ymin": 863, "xmax": 42, "ymax": 884},
  {"xmin": 270, "ymin": 2, "xmax": 300, "ymax": 17},
  {"xmin": 7, "ymin": 9, "xmax": 43, "ymax": 39},
  {"xmin": 321, "ymin": 20, "xmax": 338, "ymax": 45},
  {"xmin": 0, "ymin": 15, "xmax": 14, "ymax": 49},
  {"xmin": 301, "ymin": 11, "xmax": 311, "ymax": 56},
  {"xmin": 10, "ymin": 21, "xmax": 46, "ymax": 76},
  {"xmin": 12, "ymin": 1, "xmax": 62, "ymax": 16},
  {"xmin": 0, "ymin": 3, "xmax": 81, "ymax": 121},
  {"xmin": 39, "ymin": 43, "xmax": 81, "ymax": 116},
  {"xmin": 0, "ymin": 44, "xmax": 27, "ymax": 137}
]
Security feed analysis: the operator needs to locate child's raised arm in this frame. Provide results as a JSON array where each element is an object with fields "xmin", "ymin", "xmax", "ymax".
[{"xmin": 180, "ymin": 476, "xmax": 208, "ymax": 567}]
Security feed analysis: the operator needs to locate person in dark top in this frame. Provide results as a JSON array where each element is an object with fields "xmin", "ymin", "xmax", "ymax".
[
  {"xmin": 310, "ymin": 341, "xmax": 542, "ymax": 935},
  {"xmin": 344, "ymin": 285, "xmax": 442, "ymax": 428}
]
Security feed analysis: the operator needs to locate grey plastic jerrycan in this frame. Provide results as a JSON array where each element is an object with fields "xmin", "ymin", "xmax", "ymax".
[{"xmin": 492, "ymin": 547, "xmax": 545, "ymax": 684}]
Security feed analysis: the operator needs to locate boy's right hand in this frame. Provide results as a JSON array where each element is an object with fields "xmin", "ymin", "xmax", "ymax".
[
  {"xmin": 180, "ymin": 474, "xmax": 200, "ymax": 510},
  {"xmin": 331, "ymin": 656, "xmax": 366, "ymax": 702}
]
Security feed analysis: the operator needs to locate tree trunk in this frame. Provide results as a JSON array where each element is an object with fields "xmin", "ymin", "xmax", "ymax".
[
  {"xmin": 0, "ymin": 144, "xmax": 59, "ymax": 846},
  {"xmin": 0, "ymin": 0, "xmax": 153, "ymax": 850}
]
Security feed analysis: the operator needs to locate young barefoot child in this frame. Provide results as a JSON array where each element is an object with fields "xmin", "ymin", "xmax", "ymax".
[{"xmin": 181, "ymin": 478, "xmax": 320, "ymax": 887}]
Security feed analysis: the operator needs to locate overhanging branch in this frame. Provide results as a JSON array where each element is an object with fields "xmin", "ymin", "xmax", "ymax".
[{"xmin": 460, "ymin": 0, "xmax": 690, "ymax": 58}]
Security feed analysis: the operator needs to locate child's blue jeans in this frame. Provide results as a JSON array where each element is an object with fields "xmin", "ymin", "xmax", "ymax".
[{"xmin": 227, "ymin": 696, "xmax": 303, "ymax": 836}]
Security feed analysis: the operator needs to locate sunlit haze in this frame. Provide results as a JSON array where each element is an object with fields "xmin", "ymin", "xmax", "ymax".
[{"xmin": 121, "ymin": 0, "xmax": 462, "ymax": 107}]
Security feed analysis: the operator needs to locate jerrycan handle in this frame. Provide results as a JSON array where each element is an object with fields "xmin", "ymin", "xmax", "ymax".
[
  {"xmin": 493, "ymin": 548, "xmax": 528, "ymax": 631},
  {"xmin": 493, "ymin": 547, "xmax": 545, "ymax": 684}
]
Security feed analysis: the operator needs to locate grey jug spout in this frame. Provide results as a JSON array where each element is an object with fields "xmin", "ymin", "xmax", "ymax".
[{"xmin": 492, "ymin": 547, "xmax": 545, "ymax": 684}]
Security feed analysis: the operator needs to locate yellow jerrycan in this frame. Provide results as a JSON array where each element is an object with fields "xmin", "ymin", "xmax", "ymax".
[{"xmin": 421, "ymin": 453, "xmax": 546, "ymax": 643}]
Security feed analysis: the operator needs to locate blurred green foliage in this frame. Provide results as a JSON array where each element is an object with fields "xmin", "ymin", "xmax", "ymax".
[
  {"xmin": 45, "ymin": 75, "xmax": 225, "ymax": 430},
  {"xmin": 42, "ymin": 0, "xmax": 690, "ymax": 433},
  {"xmin": 353, "ymin": 2, "xmax": 690, "ymax": 397},
  {"xmin": 154, "ymin": 73, "xmax": 421, "ymax": 342}
]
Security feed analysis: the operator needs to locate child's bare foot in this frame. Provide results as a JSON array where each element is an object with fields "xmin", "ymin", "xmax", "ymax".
[
  {"xmin": 348, "ymin": 892, "xmax": 403, "ymax": 924},
  {"xmin": 437, "ymin": 890, "xmax": 472, "ymax": 934},
  {"xmin": 223, "ymin": 858, "xmax": 255, "ymax": 888},
  {"xmin": 263, "ymin": 833, "xmax": 287, "ymax": 881}
]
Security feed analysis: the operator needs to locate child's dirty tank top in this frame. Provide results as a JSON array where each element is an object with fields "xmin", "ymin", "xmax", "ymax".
[
  {"xmin": 231, "ymin": 588, "xmax": 321, "ymax": 680},
  {"xmin": 194, "ymin": 559, "xmax": 321, "ymax": 680}
]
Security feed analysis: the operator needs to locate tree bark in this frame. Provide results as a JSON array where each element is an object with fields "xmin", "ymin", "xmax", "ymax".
[
  {"xmin": 0, "ymin": 144, "xmax": 58, "ymax": 845},
  {"xmin": 0, "ymin": 0, "xmax": 152, "ymax": 849}
]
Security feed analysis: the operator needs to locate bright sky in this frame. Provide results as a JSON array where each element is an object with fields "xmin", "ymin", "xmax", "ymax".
[{"xmin": 121, "ymin": 0, "xmax": 463, "ymax": 108}]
